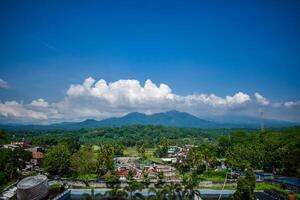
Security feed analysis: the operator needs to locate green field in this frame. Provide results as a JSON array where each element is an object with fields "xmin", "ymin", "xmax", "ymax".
[{"xmin": 123, "ymin": 147, "xmax": 163, "ymax": 164}]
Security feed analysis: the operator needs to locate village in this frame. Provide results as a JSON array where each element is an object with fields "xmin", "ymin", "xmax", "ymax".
[
  {"xmin": 1, "ymin": 137, "xmax": 299, "ymax": 200},
  {"xmin": 1, "ymin": 141, "xmax": 202, "ymax": 183}
]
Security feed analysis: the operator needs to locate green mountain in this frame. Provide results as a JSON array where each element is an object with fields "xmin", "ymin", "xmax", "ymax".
[{"xmin": 0, "ymin": 110, "xmax": 297, "ymax": 130}]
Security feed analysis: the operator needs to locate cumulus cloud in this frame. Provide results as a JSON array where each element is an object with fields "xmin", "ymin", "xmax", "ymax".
[
  {"xmin": 255, "ymin": 92, "xmax": 270, "ymax": 106},
  {"xmin": 183, "ymin": 92, "xmax": 250, "ymax": 107},
  {"xmin": 66, "ymin": 77, "xmax": 249, "ymax": 108},
  {"xmin": 0, "ymin": 77, "xmax": 299, "ymax": 123},
  {"xmin": 30, "ymin": 98, "xmax": 49, "ymax": 107},
  {"xmin": 0, "ymin": 78, "xmax": 9, "ymax": 89},
  {"xmin": 284, "ymin": 101, "xmax": 300, "ymax": 108},
  {"xmin": 0, "ymin": 101, "xmax": 48, "ymax": 120},
  {"xmin": 67, "ymin": 77, "xmax": 174, "ymax": 106}
]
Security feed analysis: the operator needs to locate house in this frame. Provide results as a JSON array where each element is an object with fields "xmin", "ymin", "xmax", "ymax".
[
  {"xmin": 116, "ymin": 168, "xmax": 129, "ymax": 181},
  {"xmin": 154, "ymin": 164, "xmax": 176, "ymax": 180},
  {"xmin": 26, "ymin": 146, "xmax": 44, "ymax": 167},
  {"xmin": 31, "ymin": 151, "xmax": 44, "ymax": 166}
]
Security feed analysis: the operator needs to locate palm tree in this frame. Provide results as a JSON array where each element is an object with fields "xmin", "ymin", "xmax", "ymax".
[
  {"xmin": 181, "ymin": 175, "xmax": 201, "ymax": 200},
  {"xmin": 148, "ymin": 186, "xmax": 164, "ymax": 200},
  {"xmin": 124, "ymin": 179, "xmax": 143, "ymax": 200},
  {"xmin": 105, "ymin": 185, "xmax": 127, "ymax": 198},
  {"xmin": 160, "ymin": 182, "xmax": 183, "ymax": 200},
  {"xmin": 124, "ymin": 170, "xmax": 144, "ymax": 200},
  {"xmin": 80, "ymin": 188, "xmax": 104, "ymax": 200},
  {"xmin": 142, "ymin": 172, "xmax": 151, "ymax": 189}
]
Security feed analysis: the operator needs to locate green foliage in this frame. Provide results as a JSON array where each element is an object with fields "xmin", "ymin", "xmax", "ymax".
[
  {"xmin": 142, "ymin": 172, "xmax": 151, "ymax": 189},
  {"xmin": 137, "ymin": 144, "xmax": 146, "ymax": 160},
  {"xmin": 154, "ymin": 145, "xmax": 168, "ymax": 158},
  {"xmin": 105, "ymin": 170, "xmax": 120, "ymax": 188},
  {"xmin": 125, "ymin": 170, "xmax": 143, "ymax": 200},
  {"xmin": 95, "ymin": 144, "xmax": 115, "ymax": 176},
  {"xmin": 70, "ymin": 146, "xmax": 96, "ymax": 181},
  {"xmin": 0, "ymin": 147, "xmax": 31, "ymax": 189},
  {"xmin": 8, "ymin": 125, "xmax": 219, "ymax": 147},
  {"xmin": 3, "ymin": 125, "xmax": 300, "ymax": 180},
  {"xmin": 231, "ymin": 168, "xmax": 256, "ymax": 200},
  {"xmin": 59, "ymin": 137, "xmax": 81, "ymax": 154},
  {"xmin": 181, "ymin": 174, "xmax": 201, "ymax": 199},
  {"xmin": 0, "ymin": 171, "xmax": 7, "ymax": 185},
  {"xmin": 43, "ymin": 144, "xmax": 71, "ymax": 176},
  {"xmin": 0, "ymin": 129, "xmax": 9, "ymax": 144},
  {"xmin": 224, "ymin": 127, "xmax": 300, "ymax": 178}
]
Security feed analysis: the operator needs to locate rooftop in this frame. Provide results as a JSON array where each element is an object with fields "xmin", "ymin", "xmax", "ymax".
[{"xmin": 17, "ymin": 175, "xmax": 47, "ymax": 189}]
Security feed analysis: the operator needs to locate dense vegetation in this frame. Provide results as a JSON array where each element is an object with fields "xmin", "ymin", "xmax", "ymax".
[
  {"xmin": 11, "ymin": 125, "xmax": 297, "ymax": 179},
  {"xmin": 0, "ymin": 131, "xmax": 31, "ymax": 190},
  {"xmin": 7, "ymin": 125, "xmax": 250, "ymax": 147},
  {"xmin": 1, "ymin": 125, "xmax": 300, "ymax": 199}
]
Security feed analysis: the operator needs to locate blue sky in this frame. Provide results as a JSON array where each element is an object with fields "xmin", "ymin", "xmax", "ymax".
[{"xmin": 0, "ymin": 0, "xmax": 300, "ymax": 123}]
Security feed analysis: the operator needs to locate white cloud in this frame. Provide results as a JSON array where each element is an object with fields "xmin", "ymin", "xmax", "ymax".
[
  {"xmin": 30, "ymin": 98, "xmax": 49, "ymax": 107},
  {"xmin": 183, "ymin": 92, "xmax": 250, "ymax": 107},
  {"xmin": 0, "ymin": 77, "xmax": 299, "ymax": 123},
  {"xmin": 0, "ymin": 101, "xmax": 48, "ymax": 120},
  {"xmin": 67, "ymin": 77, "xmax": 174, "ymax": 106},
  {"xmin": 284, "ymin": 101, "xmax": 300, "ymax": 108},
  {"xmin": 255, "ymin": 92, "xmax": 269, "ymax": 106},
  {"xmin": 0, "ymin": 78, "xmax": 9, "ymax": 89},
  {"xmin": 66, "ymin": 77, "xmax": 249, "ymax": 108}
]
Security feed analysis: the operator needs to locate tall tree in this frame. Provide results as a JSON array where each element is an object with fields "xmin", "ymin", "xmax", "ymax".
[
  {"xmin": 231, "ymin": 168, "xmax": 256, "ymax": 200},
  {"xmin": 95, "ymin": 144, "xmax": 115, "ymax": 176},
  {"xmin": 137, "ymin": 144, "xmax": 146, "ymax": 160},
  {"xmin": 43, "ymin": 144, "xmax": 71, "ymax": 176},
  {"xmin": 70, "ymin": 147, "xmax": 96, "ymax": 185}
]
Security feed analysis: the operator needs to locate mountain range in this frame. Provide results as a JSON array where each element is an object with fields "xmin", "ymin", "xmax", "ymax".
[{"xmin": 0, "ymin": 110, "xmax": 298, "ymax": 130}]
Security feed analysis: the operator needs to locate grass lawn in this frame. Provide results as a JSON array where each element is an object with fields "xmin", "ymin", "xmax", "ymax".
[
  {"xmin": 201, "ymin": 175, "xmax": 226, "ymax": 182},
  {"xmin": 123, "ymin": 147, "xmax": 164, "ymax": 164},
  {"xmin": 198, "ymin": 185, "xmax": 236, "ymax": 190},
  {"xmin": 200, "ymin": 170, "xmax": 227, "ymax": 182},
  {"xmin": 78, "ymin": 174, "xmax": 99, "ymax": 182},
  {"xmin": 123, "ymin": 147, "xmax": 139, "ymax": 157}
]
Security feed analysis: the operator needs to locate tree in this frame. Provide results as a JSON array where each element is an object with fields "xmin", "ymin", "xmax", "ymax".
[
  {"xmin": 231, "ymin": 168, "xmax": 256, "ymax": 200},
  {"xmin": 187, "ymin": 147, "xmax": 205, "ymax": 175},
  {"xmin": 197, "ymin": 144, "xmax": 218, "ymax": 171},
  {"xmin": 0, "ymin": 129, "xmax": 9, "ymax": 144},
  {"xmin": 142, "ymin": 172, "xmax": 151, "ymax": 189},
  {"xmin": 125, "ymin": 170, "xmax": 143, "ymax": 200},
  {"xmin": 161, "ymin": 182, "xmax": 182, "ymax": 200},
  {"xmin": 182, "ymin": 174, "xmax": 201, "ymax": 200},
  {"xmin": 105, "ymin": 170, "xmax": 121, "ymax": 191},
  {"xmin": 137, "ymin": 144, "xmax": 146, "ymax": 160},
  {"xmin": 70, "ymin": 147, "xmax": 96, "ymax": 185},
  {"xmin": 155, "ymin": 172, "xmax": 165, "ymax": 188},
  {"xmin": 13, "ymin": 147, "xmax": 32, "ymax": 168},
  {"xmin": 59, "ymin": 137, "xmax": 81, "ymax": 154},
  {"xmin": 0, "ymin": 148, "xmax": 31, "ymax": 181},
  {"xmin": 80, "ymin": 188, "xmax": 103, "ymax": 200},
  {"xmin": 43, "ymin": 144, "xmax": 71, "ymax": 176},
  {"xmin": 155, "ymin": 145, "xmax": 168, "ymax": 158},
  {"xmin": 95, "ymin": 144, "xmax": 115, "ymax": 176}
]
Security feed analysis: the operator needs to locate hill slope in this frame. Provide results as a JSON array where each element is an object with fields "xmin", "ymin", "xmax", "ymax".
[{"xmin": 0, "ymin": 110, "xmax": 297, "ymax": 130}]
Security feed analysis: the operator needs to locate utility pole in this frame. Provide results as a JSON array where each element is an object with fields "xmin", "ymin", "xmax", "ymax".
[{"xmin": 260, "ymin": 109, "xmax": 264, "ymax": 132}]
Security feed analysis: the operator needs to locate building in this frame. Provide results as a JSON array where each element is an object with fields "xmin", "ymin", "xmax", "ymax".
[
  {"xmin": 154, "ymin": 164, "xmax": 176, "ymax": 180},
  {"xmin": 26, "ymin": 146, "xmax": 44, "ymax": 167},
  {"xmin": 17, "ymin": 175, "xmax": 49, "ymax": 200},
  {"xmin": 31, "ymin": 151, "xmax": 44, "ymax": 166}
]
